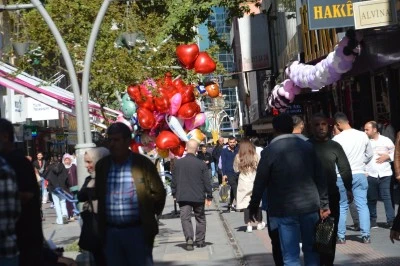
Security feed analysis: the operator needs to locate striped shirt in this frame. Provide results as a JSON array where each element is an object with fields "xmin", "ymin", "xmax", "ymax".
[
  {"xmin": 0, "ymin": 156, "xmax": 20, "ymax": 258},
  {"xmin": 106, "ymin": 154, "xmax": 140, "ymax": 225}
]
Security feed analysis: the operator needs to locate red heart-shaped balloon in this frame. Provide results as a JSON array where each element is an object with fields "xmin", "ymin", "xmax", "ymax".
[
  {"xmin": 179, "ymin": 85, "xmax": 195, "ymax": 104},
  {"xmin": 155, "ymin": 131, "xmax": 180, "ymax": 150},
  {"xmin": 137, "ymin": 108, "xmax": 155, "ymax": 129},
  {"xmin": 170, "ymin": 141, "xmax": 186, "ymax": 157},
  {"xmin": 130, "ymin": 140, "xmax": 141, "ymax": 153},
  {"xmin": 194, "ymin": 52, "xmax": 216, "ymax": 74},
  {"xmin": 154, "ymin": 94, "xmax": 170, "ymax": 113},
  {"xmin": 176, "ymin": 44, "xmax": 199, "ymax": 69},
  {"xmin": 172, "ymin": 77, "xmax": 186, "ymax": 91},
  {"xmin": 127, "ymin": 84, "xmax": 141, "ymax": 102},
  {"xmin": 177, "ymin": 102, "xmax": 201, "ymax": 119}
]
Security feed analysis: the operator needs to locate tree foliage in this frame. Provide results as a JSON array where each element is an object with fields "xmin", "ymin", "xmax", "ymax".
[{"xmin": 6, "ymin": 0, "xmax": 256, "ymax": 107}]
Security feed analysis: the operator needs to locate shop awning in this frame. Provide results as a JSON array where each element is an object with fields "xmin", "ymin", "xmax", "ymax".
[{"xmin": 0, "ymin": 61, "xmax": 121, "ymax": 120}]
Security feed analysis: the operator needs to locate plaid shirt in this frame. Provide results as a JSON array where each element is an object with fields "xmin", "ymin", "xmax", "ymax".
[
  {"xmin": 106, "ymin": 154, "xmax": 140, "ymax": 225},
  {"xmin": 0, "ymin": 156, "xmax": 20, "ymax": 258}
]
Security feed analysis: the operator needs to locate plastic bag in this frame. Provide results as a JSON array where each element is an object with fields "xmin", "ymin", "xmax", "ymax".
[
  {"xmin": 314, "ymin": 217, "xmax": 335, "ymax": 254},
  {"xmin": 219, "ymin": 182, "xmax": 231, "ymax": 203}
]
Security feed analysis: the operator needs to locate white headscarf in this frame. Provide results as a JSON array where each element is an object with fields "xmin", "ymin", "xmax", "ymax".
[{"xmin": 85, "ymin": 147, "xmax": 110, "ymax": 178}]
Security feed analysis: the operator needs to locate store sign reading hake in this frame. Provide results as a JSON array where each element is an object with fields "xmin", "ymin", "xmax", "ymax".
[
  {"xmin": 353, "ymin": 0, "xmax": 397, "ymax": 29},
  {"xmin": 307, "ymin": 0, "xmax": 360, "ymax": 30}
]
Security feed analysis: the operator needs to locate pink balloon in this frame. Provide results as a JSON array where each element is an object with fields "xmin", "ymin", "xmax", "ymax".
[
  {"xmin": 169, "ymin": 93, "xmax": 182, "ymax": 115},
  {"xmin": 278, "ymin": 86, "xmax": 286, "ymax": 96}
]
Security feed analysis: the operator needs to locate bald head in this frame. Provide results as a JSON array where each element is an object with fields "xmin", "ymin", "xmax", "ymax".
[{"xmin": 186, "ymin": 139, "xmax": 199, "ymax": 154}]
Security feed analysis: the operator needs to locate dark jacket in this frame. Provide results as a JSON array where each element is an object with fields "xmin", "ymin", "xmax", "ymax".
[
  {"xmin": 32, "ymin": 160, "xmax": 46, "ymax": 176},
  {"xmin": 212, "ymin": 145, "xmax": 223, "ymax": 165},
  {"xmin": 77, "ymin": 176, "xmax": 96, "ymax": 203},
  {"xmin": 197, "ymin": 151, "xmax": 213, "ymax": 169},
  {"xmin": 249, "ymin": 134, "xmax": 329, "ymax": 217},
  {"xmin": 310, "ymin": 138, "xmax": 353, "ymax": 195},
  {"xmin": 95, "ymin": 152, "xmax": 166, "ymax": 248},
  {"xmin": 220, "ymin": 146, "xmax": 238, "ymax": 177},
  {"xmin": 45, "ymin": 162, "xmax": 69, "ymax": 193},
  {"xmin": 172, "ymin": 153, "xmax": 213, "ymax": 202}
]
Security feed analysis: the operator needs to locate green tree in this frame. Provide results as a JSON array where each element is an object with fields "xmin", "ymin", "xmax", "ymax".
[{"xmin": 7, "ymin": 0, "xmax": 256, "ymax": 107}]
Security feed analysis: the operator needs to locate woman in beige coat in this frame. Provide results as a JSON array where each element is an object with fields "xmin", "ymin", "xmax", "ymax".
[{"xmin": 233, "ymin": 139, "xmax": 265, "ymax": 233}]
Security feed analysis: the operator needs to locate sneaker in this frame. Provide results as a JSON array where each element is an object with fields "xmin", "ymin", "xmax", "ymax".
[
  {"xmin": 186, "ymin": 239, "xmax": 194, "ymax": 251},
  {"xmin": 371, "ymin": 220, "xmax": 378, "ymax": 229},
  {"xmin": 246, "ymin": 225, "xmax": 253, "ymax": 233},
  {"xmin": 257, "ymin": 222, "xmax": 266, "ymax": 231},
  {"xmin": 337, "ymin": 237, "xmax": 346, "ymax": 244},
  {"xmin": 386, "ymin": 221, "xmax": 394, "ymax": 229},
  {"xmin": 362, "ymin": 236, "xmax": 371, "ymax": 244},
  {"xmin": 62, "ymin": 216, "xmax": 68, "ymax": 224},
  {"xmin": 353, "ymin": 223, "xmax": 360, "ymax": 231}
]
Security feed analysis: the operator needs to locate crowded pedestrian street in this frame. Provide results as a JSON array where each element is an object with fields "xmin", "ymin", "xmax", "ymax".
[{"xmin": 42, "ymin": 188, "xmax": 400, "ymax": 266}]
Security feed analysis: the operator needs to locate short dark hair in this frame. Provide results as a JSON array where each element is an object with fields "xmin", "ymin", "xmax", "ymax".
[
  {"xmin": 292, "ymin": 115, "xmax": 304, "ymax": 127},
  {"xmin": 107, "ymin": 122, "xmax": 131, "ymax": 139},
  {"xmin": 334, "ymin": 112, "xmax": 349, "ymax": 123},
  {"xmin": 199, "ymin": 144, "xmax": 206, "ymax": 149},
  {"xmin": 272, "ymin": 113, "xmax": 294, "ymax": 134},
  {"xmin": 311, "ymin": 113, "xmax": 328, "ymax": 121},
  {"xmin": 228, "ymin": 136, "xmax": 236, "ymax": 141},
  {"xmin": 0, "ymin": 118, "xmax": 14, "ymax": 143}
]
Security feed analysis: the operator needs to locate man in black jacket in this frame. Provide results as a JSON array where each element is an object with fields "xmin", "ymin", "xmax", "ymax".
[
  {"xmin": 212, "ymin": 137, "xmax": 225, "ymax": 185},
  {"xmin": 197, "ymin": 144, "xmax": 213, "ymax": 185},
  {"xmin": 310, "ymin": 113, "xmax": 353, "ymax": 265},
  {"xmin": 249, "ymin": 113, "xmax": 330, "ymax": 265},
  {"xmin": 172, "ymin": 139, "xmax": 213, "ymax": 251}
]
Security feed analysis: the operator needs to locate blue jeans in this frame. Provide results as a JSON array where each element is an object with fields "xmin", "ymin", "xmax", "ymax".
[
  {"xmin": 337, "ymin": 174, "xmax": 370, "ymax": 238},
  {"xmin": 367, "ymin": 176, "xmax": 395, "ymax": 223},
  {"xmin": 105, "ymin": 226, "xmax": 153, "ymax": 266},
  {"xmin": 0, "ymin": 256, "xmax": 19, "ymax": 266},
  {"xmin": 270, "ymin": 212, "xmax": 320, "ymax": 266}
]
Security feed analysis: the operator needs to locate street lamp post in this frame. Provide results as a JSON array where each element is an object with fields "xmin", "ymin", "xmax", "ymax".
[{"xmin": 29, "ymin": 0, "xmax": 116, "ymax": 187}]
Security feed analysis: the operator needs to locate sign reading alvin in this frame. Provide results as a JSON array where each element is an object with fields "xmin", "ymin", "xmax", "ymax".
[
  {"xmin": 307, "ymin": 0, "xmax": 360, "ymax": 30},
  {"xmin": 353, "ymin": 0, "xmax": 398, "ymax": 29}
]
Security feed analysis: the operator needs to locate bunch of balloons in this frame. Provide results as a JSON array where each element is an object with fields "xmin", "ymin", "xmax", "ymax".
[
  {"xmin": 119, "ymin": 71, "xmax": 221, "ymax": 158},
  {"xmin": 269, "ymin": 29, "xmax": 362, "ymax": 112},
  {"xmin": 114, "ymin": 43, "xmax": 224, "ymax": 159}
]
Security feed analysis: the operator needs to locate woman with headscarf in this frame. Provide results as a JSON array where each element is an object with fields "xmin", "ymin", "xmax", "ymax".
[
  {"xmin": 233, "ymin": 139, "xmax": 265, "ymax": 233},
  {"xmin": 62, "ymin": 153, "xmax": 78, "ymax": 221},
  {"xmin": 78, "ymin": 147, "xmax": 110, "ymax": 266}
]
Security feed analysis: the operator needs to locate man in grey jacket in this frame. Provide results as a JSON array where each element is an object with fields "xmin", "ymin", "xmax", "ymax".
[
  {"xmin": 249, "ymin": 113, "xmax": 330, "ymax": 265},
  {"xmin": 172, "ymin": 139, "xmax": 213, "ymax": 251}
]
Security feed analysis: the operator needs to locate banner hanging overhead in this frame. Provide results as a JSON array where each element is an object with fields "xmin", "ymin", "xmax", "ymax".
[{"xmin": 307, "ymin": 0, "xmax": 360, "ymax": 30}]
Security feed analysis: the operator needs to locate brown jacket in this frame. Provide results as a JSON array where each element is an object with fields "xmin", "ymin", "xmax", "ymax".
[
  {"xmin": 395, "ymin": 132, "xmax": 400, "ymax": 180},
  {"xmin": 95, "ymin": 152, "xmax": 166, "ymax": 247}
]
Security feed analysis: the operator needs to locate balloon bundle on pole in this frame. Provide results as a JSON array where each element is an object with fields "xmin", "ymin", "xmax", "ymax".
[{"xmin": 268, "ymin": 29, "xmax": 362, "ymax": 112}]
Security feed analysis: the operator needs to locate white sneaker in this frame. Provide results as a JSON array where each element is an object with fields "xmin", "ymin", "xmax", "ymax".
[
  {"xmin": 246, "ymin": 225, "xmax": 253, "ymax": 233},
  {"xmin": 257, "ymin": 222, "xmax": 266, "ymax": 230}
]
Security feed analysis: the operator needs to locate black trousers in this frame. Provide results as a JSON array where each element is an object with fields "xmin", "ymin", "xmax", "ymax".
[
  {"xmin": 320, "ymin": 194, "xmax": 340, "ymax": 266},
  {"xmin": 227, "ymin": 174, "xmax": 238, "ymax": 206},
  {"xmin": 179, "ymin": 201, "xmax": 206, "ymax": 244},
  {"xmin": 244, "ymin": 208, "xmax": 263, "ymax": 224}
]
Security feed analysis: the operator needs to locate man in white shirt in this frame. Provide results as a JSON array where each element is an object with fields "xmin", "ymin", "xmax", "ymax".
[
  {"xmin": 333, "ymin": 112, "xmax": 373, "ymax": 244},
  {"xmin": 364, "ymin": 121, "xmax": 395, "ymax": 228}
]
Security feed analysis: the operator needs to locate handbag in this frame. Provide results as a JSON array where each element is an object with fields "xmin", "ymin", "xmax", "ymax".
[
  {"xmin": 219, "ymin": 182, "xmax": 231, "ymax": 203},
  {"xmin": 314, "ymin": 217, "xmax": 335, "ymax": 254},
  {"xmin": 78, "ymin": 194, "xmax": 100, "ymax": 251}
]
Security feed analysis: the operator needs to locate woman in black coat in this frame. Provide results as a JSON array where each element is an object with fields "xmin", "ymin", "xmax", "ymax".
[
  {"xmin": 77, "ymin": 147, "xmax": 109, "ymax": 266},
  {"xmin": 45, "ymin": 156, "xmax": 69, "ymax": 225}
]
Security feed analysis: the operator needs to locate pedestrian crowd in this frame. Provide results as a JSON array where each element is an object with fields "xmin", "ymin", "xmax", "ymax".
[{"xmin": 2, "ymin": 110, "xmax": 400, "ymax": 266}]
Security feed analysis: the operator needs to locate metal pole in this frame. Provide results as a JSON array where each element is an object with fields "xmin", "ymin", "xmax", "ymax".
[
  {"xmin": 81, "ymin": 0, "xmax": 112, "ymax": 144},
  {"xmin": 30, "ymin": 0, "xmax": 84, "ymax": 146},
  {"xmin": 30, "ymin": 0, "xmax": 95, "ymax": 188},
  {"xmin": 0, "ymin": 4, "xmax": 35, "ymax": 10}
]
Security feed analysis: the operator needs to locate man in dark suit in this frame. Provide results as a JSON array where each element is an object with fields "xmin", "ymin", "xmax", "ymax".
[{"xmin": 172, "ymin": 139, "xmax": 213, "ymax": 251}]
